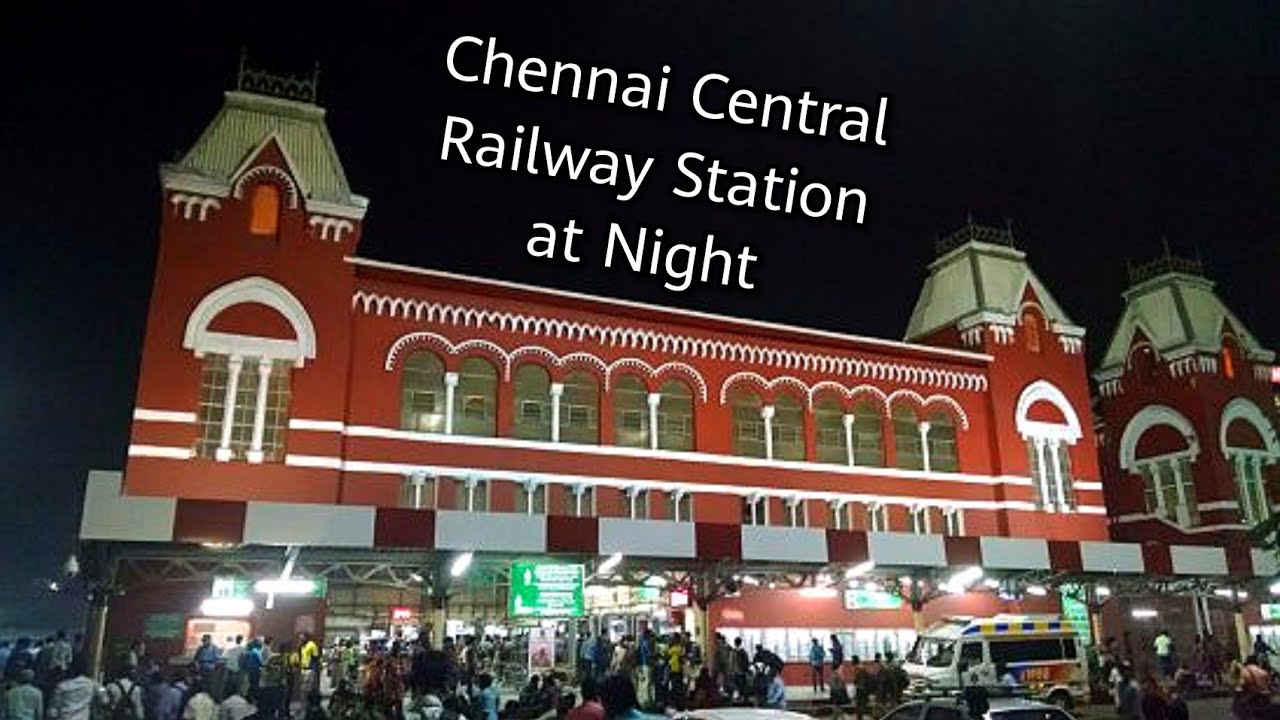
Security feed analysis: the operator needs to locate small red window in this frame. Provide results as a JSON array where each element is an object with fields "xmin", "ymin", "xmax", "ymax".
[
  {"xmin": 1222, "ymin": 347, "xmax": 1235, "ymax": 379},
  {"xmin": 249, "ymin": 184, "xmax": 280, "ymax": 236},
  {"xmin": 1023, "ymin": 310, "xmax": 1041, "ymax": 353}
]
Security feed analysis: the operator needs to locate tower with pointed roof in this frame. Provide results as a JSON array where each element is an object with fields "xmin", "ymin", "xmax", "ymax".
[
  {"xmin": 126, "ymin": 59, "xmax": 367, "ymax": 500},
  {"xmin": 1094, "ymin": 249, "xmax": 1280, "ymax": 548},
  {"xmin": 906, "ymin": 220, "xmax": 1105, "ymax": 540}
]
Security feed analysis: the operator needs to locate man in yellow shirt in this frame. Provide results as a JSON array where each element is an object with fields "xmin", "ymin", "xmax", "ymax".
[{"xmin": 298, "ymin": 633, "xmax": 320, "ymax": 698}]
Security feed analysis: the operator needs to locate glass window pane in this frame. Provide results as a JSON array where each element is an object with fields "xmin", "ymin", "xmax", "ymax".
[
  {"xmin": 927, "ymin": 412, "xmax": 958, "ymax": 472},
  {"xmin": 613, "ymin": 375, "xmax": 649, "ymax": 448},
  {"xmin": 656, "ymin": 380, "xmax": 694, "ymax": 451},
  {"xmin": 852, "ymin": 401, "xmax": 884, "ymax": 467},
  {"xmin": 893, "ymin": 406, "xmax": 924, "ymax": 470},
  {"xmin": 815, "ymin": 398, "xmax": 846, "ymax": 464},
  {"xmin": 559, "ymin": 371, "xmax": 600, "ymax": 444},
  {"xmin": 772, "ymin": 393, "xmax": 805, "ymax": 461},
  {"xmin": 454, "ymin": 358, "xmax": 496, "ymax": 437},
  {"xmin": 731, "ymin": 390, "xmax": 766, "ymax": 458},
  {"xmin": 401, "ymin": 352, "xmax": 446, "ymax": 432},
  {"xmin": 513, "ymin": 365, "xmax": 552, "ymax": 441}
]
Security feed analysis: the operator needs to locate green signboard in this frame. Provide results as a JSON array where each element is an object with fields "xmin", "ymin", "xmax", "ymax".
[
  {"xmin": 212, "ymin": 577, "xmax": 253, "ymax": 599},
  {"xmin": 1262, "ymin": 604, "xmax": 1280, "ymax": 621},
  {"xmin": 212, "ymin": 576, "xmax": 328, "ymax": 599},
  {"xmin": 144, "ymin": 613, "xmax": 185, "ymax": 639},
  {"xmin": 1059, "ymin": 586, "xmax": 1091, "ymax": 640},
  {"xmin": 509, "ymin": 562, "xmax": 585, "ymax": 618},
  {"xmin": 843, "ymin": 589, "xmax": 903, "ymax": 610}
]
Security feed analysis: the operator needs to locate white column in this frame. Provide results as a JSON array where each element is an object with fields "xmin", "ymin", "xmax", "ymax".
[
  {"xmin": 1192, "ymin": 595, "xmax": 1205, "ymax": 637},
  {"xmin": 761, "ymin": 405, "xmax": 776, "ymax": 460},
  {"xmin": 841, "ymin": 413, "xmax": 856, "ymax": 466},
  {"xmin": 411, "ymin": 472, "xmax": 427, "ymax": 509},
  {"xmin": 465, "ymin": 476, "xmax": 478, "ymax": 512},
  {"xmin": 550, "ymin": 382, "xmax": 564, "ymax": 443},
  {"xmin": 831, "ymin": 500, "xmax": 845, "ymax": 530},
  {"xmin": 923, "ymin": 506, "xmax": 932, "ymax": 534},
  {"xmin": 216, "ymin": 355, "xmax": 245, "ymax": 462},
  {"xmin": 1047, "ymin": 441, "xmax": 1068, "ymax": 512},
  {"xmin": 524, "ymin": 481, "xmax": 535, "ymax": 515},
  {"xmin": 573, "ymin": 485, "xmax": 584, "ymax": 516},
  {"xmin": 443, "ymin": 372, "xmax": 459, "ymax": 435},
  {"xmin": 1171, "ymin": 458, "xmax": 1190, "ymax": 526},
  {"xmin": 673, "ymin": 490, "xmax": 686, "ymax": 522},
  {"xmin": 647, "ymin": 392, "xmax": 662, "ymax": 451},
  {"xmin": 1033, "ymin": 437, "xmax": 1052, "ymax": 511},
  {"xmin": 918, "ymin": 421, "xmax": 932, "ymax": 472},
  {"xmin": 247, "ymin": 360, "xmax": 273, "ymax": 464}
]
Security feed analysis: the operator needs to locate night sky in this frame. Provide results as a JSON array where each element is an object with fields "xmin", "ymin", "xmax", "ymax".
[{"xmin": 2, "ymin": 3, "xmax": 1277, "ymax": 630}]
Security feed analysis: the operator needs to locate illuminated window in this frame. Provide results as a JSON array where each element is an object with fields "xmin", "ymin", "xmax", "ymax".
[
  {"xmin": 613, "ymin": 374, "xmax": 650, "ymax": 448},
  {"xmin": 248, "ymin": 184, "xmax": 280, "ymax": 236},
  {"xmin": 731, "ymin": 389, "xmax": 767, "ymax": 458},
  {"xmin": 852, "ymin": 401, "xmax": 885, "ymax": 466},
  {"xmin": 399, "ymin": 475, "xmax": 436, "ymax": 510},
  {"xmin": 927, "ymin": 412, "xmax": 959, "ymax": 472},
  {"xmin": 743, "ymin": 496, "xmax": 768, "ymax": 525},
  {"xmin": 515, "ymin": 483, "xmax": 547, "ymax": 515},
  {"xmin": 559, "ymin": 370, "xmax": 600, "ymax": 444},
  {"xmin": 772, "ymin": 393, "xmax": 805, "ymax": 461},
  {"xmin": 453, "ymin": 358, "xmax": 497, "ymax": 437},
  {"xmin": 401, "ymin": 352, "xmax": 446, "ymax": 433},
  {"xmin": 656, "ymin": 380, "xmax": 694, "ymax": 451},
  {"xmin": 1022, "ymin": 309, "xmax": 1041, "ymax": 353},
  {"xmin": 1222, "ymin": 347, "xmax": 1236, "ymax": 379},
  {"xmin": 565, "ymin": 486, "xmax": 596, "ymax": 517},
  {"xmin": 513, "ymin": 365, "xmax": 552, "ymax": 440},
  {"xmin": 194, "ymin": 354, "xmax": 291, "ymax": 461}
]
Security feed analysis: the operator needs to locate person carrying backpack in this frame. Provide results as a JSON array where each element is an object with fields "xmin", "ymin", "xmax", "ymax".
[{"xmin": 100, "ymin": 669, "xmax": 145, "ymax": 720}]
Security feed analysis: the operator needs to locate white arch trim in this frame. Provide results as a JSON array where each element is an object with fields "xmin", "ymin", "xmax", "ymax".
[
  {"xmin": 1219, "ymin": 397, "xmax": 1280, "ymax": 459},
  {"xmin": 1117, "ymin": 404, "xmax": 1200, "ymax": 472},
  {"xmin": 1014, "ymin": 379, "xmax": 1083, "ymax": 444},
  {"xmin": 183, "ymin": 276, "xmax": 317, "ymax": 365}
]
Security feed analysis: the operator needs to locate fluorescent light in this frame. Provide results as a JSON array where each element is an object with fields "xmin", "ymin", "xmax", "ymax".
[
  {"xmin": 1026, "ymin": 584, "xmax": 1048, "ymax": 597},
  {"xmin": 799, "ymin": 587, "xmax": 838, "ymax": 599},
  {"xmin": 598, "ymin": 553, "xmax": 623, "ymax": 575},
  {"xmin": 200, "ymin": 597, "xmax": 254, "ymax": 617},
  {"xmin": 409, "ymin": 573, "xmax": 424, "ymax": 583},
  {"xmin": 845, "ymin": 561, "xmax": 875, "ymax": 579},
  {"xmin": 1271, "ymin": 581, "xmax": 1280, "ymax": 596},
  {"xmin": 740, "ymin": 575, "xmax": 760, "ymax": 586},
  {"xmin": 450, "ymin": 552, "xmax": 473, "ymax": 578},
  {"xmin": 254, "ymin": 579, "xmax": 317, "ymax": 595},
  {"xmin": 943, "ymin": 566, "xmax": 984, "ymax": 594},
  {"xmin": 644, "ymin": 575, "xmax": 668, "ymax": 588},
  {"xmin": 1131, "ymin": 608, "xmax": 1158, "ymax": 619},
  {"xmin": 1096, "ymin": 585, "xmax": 1111, "ymax": 598}
]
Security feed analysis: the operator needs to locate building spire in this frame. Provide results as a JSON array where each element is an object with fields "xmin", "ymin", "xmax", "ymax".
[{"xmin": 236, "ymin": 49, "xmax": 321, "ymax": 104}]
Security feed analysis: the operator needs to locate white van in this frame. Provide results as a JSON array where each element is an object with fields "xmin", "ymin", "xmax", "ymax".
[{"xmin": 902, "ymin": 615, "xmax": 1088, "ymax": 709}]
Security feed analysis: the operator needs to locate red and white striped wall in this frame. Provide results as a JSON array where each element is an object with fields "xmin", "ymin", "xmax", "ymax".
[{"xmin": 80, "ymin": 470, "xmax": 1273, "ymax": 579}]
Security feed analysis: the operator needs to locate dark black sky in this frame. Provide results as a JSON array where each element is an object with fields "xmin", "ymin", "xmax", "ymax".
[{"xmin": 1, "ymin": 3, "xmax": 1277, "ymax": 629}]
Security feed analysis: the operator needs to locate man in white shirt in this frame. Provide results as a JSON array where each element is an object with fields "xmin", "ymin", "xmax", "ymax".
[
  {"xmin": 48, "ymin": 661, "xmax": 99, "ymax": 720},
  {"xmin": 223, "ymin": 635, "xmax": 246, "ymax": 698},
  {"xmin": 6, "ymin": 669, "xmax": 43, "ymax": 720}
]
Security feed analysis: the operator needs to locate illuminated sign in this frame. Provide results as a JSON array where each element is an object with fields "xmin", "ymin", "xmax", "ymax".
[
  {"xmin": 509, "ymin": 562, "xmax": 585, "ymax": 618},
  {"xmin": 211, "ymin": 577, "xmax": 252, "ymax": 599},
  {"xmin": 391, "ymin": 606, "xmax": 414, "ymax": 621},
  {"xmin": 1261, "ymin": 604, "xmax": 1280, "ymax": 621},
  {"xmin": 1272, "ymin": 366, "xmax": 1280, "ymax": 385},
  {"xmin": 843, "ymin": 589, "xmax": 902, "ymax": 610}
]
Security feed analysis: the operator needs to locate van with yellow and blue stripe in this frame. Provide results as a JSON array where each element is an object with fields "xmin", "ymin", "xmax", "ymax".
[{"xmin": 903, "ymin": 614, "xmax": 1088, "ymax": 709}]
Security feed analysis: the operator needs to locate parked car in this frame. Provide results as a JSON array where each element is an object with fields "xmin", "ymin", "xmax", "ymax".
[{"xmin": 880, "ymin": 697, "xmax": 1079, "ymax": 720}]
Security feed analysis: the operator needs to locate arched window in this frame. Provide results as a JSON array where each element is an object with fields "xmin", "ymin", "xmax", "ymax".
[
  {"xmin": 852, "ymin": 400, "xmax": 884, "ymax": 466},
  {"xmin": 559, "ymin": 370, "xmax": 600, "ymax": 444},
  {"xmin": 814, "ymin": 397, "xmax": 847, "ymax": 464},
  {"xmin": 513, "ymin": 364, "xmax": 552, "ymax": 441},
  {"xmin": 400, "ymin": 351, "xmax": 446, "ymax": 433},
  {"xmin": 772, "ymin": 393, "xmax": 805, "ymax": 461},
  {"xmin": 1022, "ymin": 308, "xmax": 1041, "ymax": 353},
  {"xmin": 893, "ymin": 406, "xmax": 924, "ymax": 470},
  {"xmin": 730, "ymin": 389, "xmax": 766, "ymax": 458},
  {"xmin": 656, "ymin": 379, "xmax": 694, "ymax": 451},
  {"xmin": 927, "ymin": 412, "xmax": 959, "ymax": 472},
  {"xmin": 248, "ymin": 184, "xmax": 281, "ymax": 237},
  {"xmin": 1222, "ymin": 345, "xmax": 1236, "ymax": 380},
  {"xmin": 613, "ymin": 374, "xmax": 649, "ymax": 448},
  {"xmin": 453, "ymin": 357, "xmax": 497, "ymax": 437}
]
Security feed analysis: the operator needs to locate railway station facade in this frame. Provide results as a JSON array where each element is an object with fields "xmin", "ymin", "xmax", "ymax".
[{"xmin": 76, "ymin": 69, "xmax": 1280, "ymax": 679}]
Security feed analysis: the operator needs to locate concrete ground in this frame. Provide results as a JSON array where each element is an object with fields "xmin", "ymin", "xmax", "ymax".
[{"xmin": 782, "ymin": 685, "xmax": 1236, "ymax": 718}]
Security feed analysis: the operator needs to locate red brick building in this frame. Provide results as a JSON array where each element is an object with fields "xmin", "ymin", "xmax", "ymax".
[{"xmin": 76, "ymin": 71, "xmax": 1276, "ymax": 671}]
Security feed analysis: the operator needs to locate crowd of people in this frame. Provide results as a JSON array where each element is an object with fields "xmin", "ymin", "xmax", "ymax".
[{"xmin": 1096, "ymin": 631, "xmax": 1280, "ymax": 719}]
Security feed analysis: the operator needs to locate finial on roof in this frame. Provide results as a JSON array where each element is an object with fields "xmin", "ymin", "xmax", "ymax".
[
  {"xmin": 1127, "ymin": 235, "xmax": 1205, "ymax": 285},
  {"xmin": 934, "ymin": 215, "xmax": 1018, "ymax": 256},
  {"xmin": 236, "ymin": 49, "xmax": 320, "ymax": 104}
]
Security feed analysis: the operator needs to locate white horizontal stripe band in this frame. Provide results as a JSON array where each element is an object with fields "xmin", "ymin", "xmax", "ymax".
[
  {"xmin": 1074, "ymin": 482, "xmax": 1103, "ymax": 491},
  {"xmin": 284, "ymin": 454, "xmax": 344, "ymax": 469},
  {"xmin": 1196, "ymin": 501, "xmax": 1240, "ymax": 512},
  {"xmin": 339, "ymin": 459, "xmax": 1096, "ymax": 514},
  {"xmin": 288, "ymin": 419, "xmax": 347, "ymax": 432},
  {"xmin": 128, "ymin": 444, "xmax": 195, "ymax": 460},
  {"xmin": 342, "ymin": 424, "xmax": 1048, "ymax": 488},
  {"xmin": 133, "ymin": 408, "xmax": 198, "ymax": 423}
]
